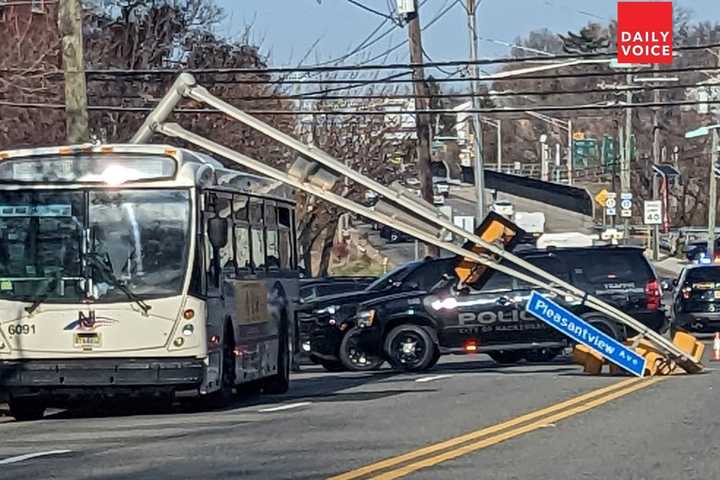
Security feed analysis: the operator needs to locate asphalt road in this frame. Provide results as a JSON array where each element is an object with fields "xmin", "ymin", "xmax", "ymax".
[{"xmin": 1, "ymin": 342, "xmax": 717, "ymax": 480}]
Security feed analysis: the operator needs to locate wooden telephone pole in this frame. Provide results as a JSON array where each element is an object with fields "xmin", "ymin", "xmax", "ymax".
[
  {"xmin": 58, "ymin": 0, "xmax": 89, "ymax": 143},
  {"xmin": 406, "ymin": 0, "xmax": 439, "ymax": 256}
]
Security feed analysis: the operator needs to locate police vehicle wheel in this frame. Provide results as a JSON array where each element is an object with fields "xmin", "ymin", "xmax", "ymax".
[
  {"xmin": 523, "ymin": 348, "xmax": 561, "ymax": 363},
  {"xmin": 385, "ymin": 324, "xmax": 434, "ymax": 372},
  {"xmin": 583, "ymin": 314, "xmax": 623, "ymax": 341},
  {"xmin": 339, "ymin": 327, "xmax": 384, "ymax": 371},
  {"xmin": 8, "ymin": 398, "xmax": 46, "ymax": 422},
  {"xmin": 488, "ymin": 350, "xmax": 524, "ymax": 364}
]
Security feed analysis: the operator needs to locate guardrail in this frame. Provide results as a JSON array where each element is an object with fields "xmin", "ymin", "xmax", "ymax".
[{"xmin": 487, "ymin": 163, "xmax": 616, "ymax": 184}]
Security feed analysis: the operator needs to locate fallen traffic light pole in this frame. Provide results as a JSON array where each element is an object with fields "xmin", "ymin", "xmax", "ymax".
[{"xmin": 131, "ymin": 73, "xmax": 703, "ymax": 375}]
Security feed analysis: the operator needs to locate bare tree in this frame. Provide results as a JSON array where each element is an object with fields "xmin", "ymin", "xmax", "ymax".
[{"xmin": 0, "ymin": 3, "xmax": 64, "ymax": 148}]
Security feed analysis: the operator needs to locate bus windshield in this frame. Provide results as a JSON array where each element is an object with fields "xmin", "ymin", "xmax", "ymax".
[{"xmin": 0, "ymin": 189, "xmax": 190, "ymax": 303}]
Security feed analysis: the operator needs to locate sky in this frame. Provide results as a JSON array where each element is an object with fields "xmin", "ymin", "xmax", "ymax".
[{"xmin": 215, "ymin": 0, "xmax": 720, "ymax": 68}]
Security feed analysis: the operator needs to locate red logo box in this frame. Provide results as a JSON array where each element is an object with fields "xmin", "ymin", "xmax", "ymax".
[{"xmin": 617, "ymin": 1, "xmax": 673, "ymax": 64}]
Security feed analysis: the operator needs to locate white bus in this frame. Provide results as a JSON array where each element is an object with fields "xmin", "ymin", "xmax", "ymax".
[{"xmin": 0, "ymin": 144, "xmax": 299, "ymax": 420}]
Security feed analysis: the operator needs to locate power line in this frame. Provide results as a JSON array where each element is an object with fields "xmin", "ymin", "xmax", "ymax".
[
  {"xmin": 3, "ymin": 98, "xmax": 720, "ymax": 115},
  {"xmin": 86, "ymin": 80, "xmax": 720, "ymax": 103},
  {"xmin": 348, "ymin": 0, "xmax": 459, "ymax": 67},
  {"xmin": 345, "ymin": 0, "xmax": 399, "ymax": 23},
  {"xmin": 11, "ymin": 41, "xmax": 717, "ymax": 77},
  {"xmin": 81, "ymin": 65, "xmax": 719, "ymax": 88},
  {"xmin": 0, "ymin": 0, "xmax": 59, "ymax": 5}
]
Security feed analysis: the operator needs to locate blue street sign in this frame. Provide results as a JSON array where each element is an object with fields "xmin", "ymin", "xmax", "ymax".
[{"xmin": 525, "ymin": 291, "xmax": 646, "ymax": 377}]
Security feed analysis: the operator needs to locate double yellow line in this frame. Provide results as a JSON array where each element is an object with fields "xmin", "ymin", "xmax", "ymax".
[{"xmin": 329, "ymin": 376, "xmax": 664, "ymax": 480}]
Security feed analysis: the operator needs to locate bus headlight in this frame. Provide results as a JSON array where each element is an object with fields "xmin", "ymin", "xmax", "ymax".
[
  {"xmin": 357, "ymin": 309, "xmax": 375, "ymax": 328},
  {"xmin": 182, "ymin": 324, "xmax": 195, "ymax": 336}
]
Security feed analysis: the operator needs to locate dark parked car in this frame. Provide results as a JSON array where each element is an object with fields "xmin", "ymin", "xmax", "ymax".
[
  {"xmin": 685, "ymin": 239, "xmax": 720, "ymax": 263},
  {"xmin": 379, "ymin": 225, "xmax": 414, "ymax": 244},
  {"xmin": 348, "ymin": 245, "xmax": 667, "ymax": 372},
  {"xmin": 671, "ymin": 264, "xmax": 720, "ymax": 333},
  {"xmin": 296, "ymin": 257, "xmax": 457, "ymax": 371}
]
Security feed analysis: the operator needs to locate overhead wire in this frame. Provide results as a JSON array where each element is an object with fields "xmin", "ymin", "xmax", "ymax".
[
  {"xmin": 79, "ymin": 65, "xmax": 719, "ymax": 88},
  {"xmin": 11, "ymin": 42, "xmax": 718, "ymax": 77},
  {"xmin": 85, "ymin": 79, "xmax": 720, "ymax": 103},
  {"xmin": 3, "ymin": 99, "xmax": 719, "ymax": 115},
  {"xmin": 345, "ymin": 0, "xmax": 399, "ymax": 23}
]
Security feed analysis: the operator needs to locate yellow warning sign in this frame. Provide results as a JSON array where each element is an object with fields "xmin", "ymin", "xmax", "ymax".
[{"xmin": 594, "ymin": 189, "xmax": 609, "ymax": 207}]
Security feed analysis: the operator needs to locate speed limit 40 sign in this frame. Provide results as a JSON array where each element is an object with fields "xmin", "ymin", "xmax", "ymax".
[{"xmin": 644, "ymin": 200, "xmax": 662, "ymax": 225}]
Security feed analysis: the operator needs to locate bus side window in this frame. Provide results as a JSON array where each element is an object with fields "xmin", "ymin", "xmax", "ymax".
[
  {"xmin": 233, "ymin": 194, "xmax": 251, "ymax": 272},
  {"xmin": 265, "ymin": 202, "xmax": 280, "ymax": 270},
  {"xmin": 215, "ymin": 194, "xmax": 235, "ymax": 274},
  {"xmin": 249, "ymin": 199, "xmax": 265, "ymax": 271},
  {"xmin": 278, "ymin": 205, "xmax": 292, "ymax": 270}
]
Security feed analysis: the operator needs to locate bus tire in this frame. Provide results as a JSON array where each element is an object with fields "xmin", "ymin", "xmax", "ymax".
[
  {"xmin": 261, "ymin": 312, "xmax": 291, "ymax": 395},
  {"xmin": 204, "ymin": 323, "xmax": 236, "ymax": 409},
  {"xmin": 384, "ymin": 324, "xmax": 435, "ymax": 372},
  {"xmin": 8, "ymin": 398, "xmax": 45, "ymax": 422}
]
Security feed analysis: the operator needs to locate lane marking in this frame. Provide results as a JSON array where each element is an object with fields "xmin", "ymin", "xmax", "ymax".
[
  {"xmin": 415, "ymin": 375, "xmax": 453, "ymax": 383},
  {"xmin": 372, "ymin": 377, "xmax": 665, "ymax": 480},
  {"xmin": 258, "ymin": 402, "xmax": 311, "ymax": 413},
  {"xmin": 328, "ymin": 377, "xmax": 642, "ymax": 480},
  {"xmin": 0, "ymin": 450, "xmax": 72, "ymax": 465}
]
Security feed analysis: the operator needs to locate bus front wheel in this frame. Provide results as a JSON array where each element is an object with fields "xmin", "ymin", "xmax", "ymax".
[
  {"xmin": 204, "ymin": 323, "xmax": 236, "ymax": 409},
  {"xmin": 8, "ymin": 398, "xmax": 45, "ymax": 422}
]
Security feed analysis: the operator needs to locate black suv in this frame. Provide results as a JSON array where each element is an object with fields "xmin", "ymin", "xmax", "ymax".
[
  {"xmin": 350, "ymin": 246, "xmax": 666, "ymax": 372},
  {"xmin": 670, "ymin": 264, "xmax": 720, "ymax": 333},
  {"xmin": 299, "ymin": 277, "xmax": 377, "ymax": 303},
  {"xmin": 295, "ymin": 257, "xmax": 457, "ymax": 371}
]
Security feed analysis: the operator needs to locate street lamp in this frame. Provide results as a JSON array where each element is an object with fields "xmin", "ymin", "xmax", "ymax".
[{"xmin": 685, "ymin": 124, "xmax": 720, "ymax": 260}]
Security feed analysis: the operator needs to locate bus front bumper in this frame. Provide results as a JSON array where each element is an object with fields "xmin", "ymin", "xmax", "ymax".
[{"xmin": 0, "ymin": 358, "xmax": 205, "ymax": 399}]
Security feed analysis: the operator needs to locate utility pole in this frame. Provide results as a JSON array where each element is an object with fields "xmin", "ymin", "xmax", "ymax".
[
  {"xmin": 709, "ymin": 129, "xmax": 718, "ymax": 260},
  {"xmin": 406, "ymin": 0, "xmax": 439, "ymax": 256},
  {"xmin": 58, "ymin": 0, "xmax": 89, "ymax": 144},
  {"xmin": 652, "ymin": 64, "xmax": 661, "ymax": 261},
  {"xmin": 466, "ymin": 0, "xmax": 486, "ymax": 222},
  {"xmin": 567, "ymin": 120, "xmax": 573, "ymax": 185},
  {"xmin": 622, "ymin": 73, "xmax": 633, "ymax": 243},
  {"xmin": 496, "ymin": 119, "xmax": 502, "ymax": 170}
]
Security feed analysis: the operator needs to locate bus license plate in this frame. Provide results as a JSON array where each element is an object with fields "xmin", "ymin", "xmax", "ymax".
[{"xmin": 74, "ymin": 333, "xmax": 101, "ymax": 349}]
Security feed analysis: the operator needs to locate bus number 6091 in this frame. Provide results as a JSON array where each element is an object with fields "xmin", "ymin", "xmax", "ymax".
[{"xmin": 8, "ymin": 324, "xmax": 36, "ymax": 335}]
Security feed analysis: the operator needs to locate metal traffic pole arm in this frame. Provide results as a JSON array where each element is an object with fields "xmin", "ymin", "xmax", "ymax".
[
  {"xmin": 131, "ymin": 73, "xmax": 701, "ymax": 372},
  {"xmin": 155, "ymin": 122, "xmax": 594, "ymax": 305}
]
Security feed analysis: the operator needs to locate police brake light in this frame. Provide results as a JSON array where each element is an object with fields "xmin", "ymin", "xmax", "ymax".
[{"xmin": 464, "ymin": 340, "xmax": 478, "ymax": 352}]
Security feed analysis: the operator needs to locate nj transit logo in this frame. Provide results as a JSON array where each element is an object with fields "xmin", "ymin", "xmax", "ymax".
[{"xmin": 64, "ymin": 311, "xmax": 118, "ymax": 331}]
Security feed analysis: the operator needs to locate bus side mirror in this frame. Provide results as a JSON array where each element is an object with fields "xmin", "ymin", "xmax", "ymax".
[{"xmin": 208, "ymin": 217, "xmax": 228, "ymax": 249}]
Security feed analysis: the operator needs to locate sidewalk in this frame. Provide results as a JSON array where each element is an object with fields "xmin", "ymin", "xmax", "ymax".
[{"xmin": 651, "ymin": 254, "xmax": 686, "ymax": 277}]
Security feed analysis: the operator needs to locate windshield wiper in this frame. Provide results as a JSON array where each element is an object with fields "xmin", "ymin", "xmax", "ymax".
[
  {"xmin": 86, "ymin": 252, "xmax": 151, "ymax": 315},
  {"xmin": 25, "ymin": 272, "xmax": 63, "ymax": 315}
]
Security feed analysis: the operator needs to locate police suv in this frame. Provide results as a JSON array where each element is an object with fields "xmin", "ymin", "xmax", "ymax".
[{"xmin": 349, "ymin": 246, "xmax": 666, "ymax": 371}]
